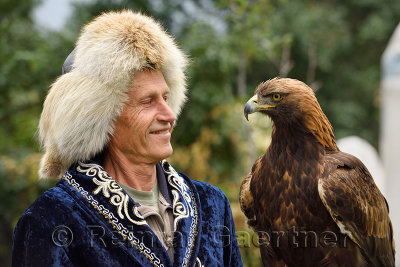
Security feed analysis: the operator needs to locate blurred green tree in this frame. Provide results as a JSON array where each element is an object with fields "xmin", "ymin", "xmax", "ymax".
[
  {"xmin": 0, "ymin": 0, "xmax": 73, "ymax": 155},
  {"xmin": 0, "ymin": 0, "xmax": 68, "ymax": 264}
]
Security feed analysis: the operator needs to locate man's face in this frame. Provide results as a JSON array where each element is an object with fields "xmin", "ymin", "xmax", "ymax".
[{"xmin": 109, "ymin": 70, "xmax": 175, "ymax": 164}]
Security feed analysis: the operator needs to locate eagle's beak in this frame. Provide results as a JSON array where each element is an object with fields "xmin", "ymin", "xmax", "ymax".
[
  {"xmin": 244, "ymin": 95, "xmax": 259, "ymax": 121},
  {"xmin": 244, "ymin": 95, "xmax": 276, "ymax": 121}
]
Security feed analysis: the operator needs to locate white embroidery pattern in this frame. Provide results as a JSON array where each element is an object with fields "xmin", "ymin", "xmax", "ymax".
[
  {"xmin": 195, "ymin": 257, "xmax": 204, "ymax": 267},
  {"xmin": 77, "ymin": 162, "xmax": 146, "ymax": 225},
  {"xmin": 162, "ymin": 160, "xmax": 199, "ymax": 267},
  {"xmin": 62, "ymin": 169, "xmax": 163, "ymax": 267},
  {"xmin": 65, "ymin": 161, "xmax": 199, "ymax": 267},
  {"xmin": 163, "ymin": 161, "xmax": 194, "ymax": 231}
]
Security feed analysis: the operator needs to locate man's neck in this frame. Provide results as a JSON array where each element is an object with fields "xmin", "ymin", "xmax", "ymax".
[{"xmin": 103, "ymin": 147, "xmax": 157, "ymax": 191}]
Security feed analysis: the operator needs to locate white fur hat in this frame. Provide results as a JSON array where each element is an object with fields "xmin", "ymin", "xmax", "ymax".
[{"xmin": 38, "ymin": 10, "xmax": 188, "ymax": 179}]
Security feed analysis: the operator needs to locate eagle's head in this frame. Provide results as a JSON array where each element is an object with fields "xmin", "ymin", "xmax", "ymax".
[
  {"xmin": 244, "ymin": 77, "xmax": 337, "ymax": 150},
  {"xmin": 244, "ymin": 77, "xmax": 316, "ymax": 122}
]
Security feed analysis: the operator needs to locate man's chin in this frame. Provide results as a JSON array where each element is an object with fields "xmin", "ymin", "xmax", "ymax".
[{"xmin": 152, "ymin": 146, "xmax": 173, "ymax": 162}]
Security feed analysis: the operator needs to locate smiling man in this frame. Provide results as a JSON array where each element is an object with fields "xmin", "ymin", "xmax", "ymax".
[
  {"xmin": 12, "ymin": 10, "xmax": 242, "ymax": 267},
  {"xmin": 104, "ymin": 71, "xmax": 176, "ymax": 191}
]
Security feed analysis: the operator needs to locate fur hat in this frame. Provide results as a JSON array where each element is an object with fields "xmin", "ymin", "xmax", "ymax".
[{"xmin": 38, "ymin": 10, "xmax": 188, "ymax": 179}]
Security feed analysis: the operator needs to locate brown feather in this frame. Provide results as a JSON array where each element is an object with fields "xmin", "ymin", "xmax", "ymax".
[
  {"xmin": 319, "ymin": 151, "xmax": 395, "ymax": 266},
  {"xmin": 240, "ymin": 77, "xmax": 395, "ymax": 266}
]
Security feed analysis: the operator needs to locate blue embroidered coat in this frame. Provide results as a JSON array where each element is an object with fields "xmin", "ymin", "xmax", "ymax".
[{"xmin": 12, "ymin": 161, "xmax": 243, "ymax": 267}]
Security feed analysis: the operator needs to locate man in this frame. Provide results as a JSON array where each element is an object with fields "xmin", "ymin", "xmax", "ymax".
[{"xmin": 12, "ymin": 10, "xmax": 243, "ymax": 266}]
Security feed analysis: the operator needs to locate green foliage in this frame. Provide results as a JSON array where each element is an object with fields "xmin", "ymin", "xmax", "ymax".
[
  {"xmin": 0, "ymin": 155, "xmax": 56, "ymax": 265},
  {"xmin": 0, "ymin": 1, "xmax": 73, "ymax": 155},
  {"xmin": 0, "ymin": 0, "xmax": 71, "ymax": 263}
]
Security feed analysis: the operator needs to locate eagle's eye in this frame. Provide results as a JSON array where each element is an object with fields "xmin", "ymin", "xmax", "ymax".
[{"xmin": 272, "ymin": 93, "xmax": 281, "ymax": 101}]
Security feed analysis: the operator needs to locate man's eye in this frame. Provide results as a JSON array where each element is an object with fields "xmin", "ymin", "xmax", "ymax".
[{"xmin": 142, "ymin": 98, "xmax": 152, "ymax": 105}]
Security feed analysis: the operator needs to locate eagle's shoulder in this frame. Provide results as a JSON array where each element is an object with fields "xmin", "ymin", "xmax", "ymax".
[{"xmin": 240, "ymin": 157, "xmax": 263, "ymax": 228}]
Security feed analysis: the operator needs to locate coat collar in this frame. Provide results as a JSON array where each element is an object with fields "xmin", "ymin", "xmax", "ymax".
[
  {"xmin": 60, "ymin": 160, "xmax": 202, "ymax": 267},
  {"xmin": 156, "ymin": 162, "xmax": 172, "ymax": 206}
]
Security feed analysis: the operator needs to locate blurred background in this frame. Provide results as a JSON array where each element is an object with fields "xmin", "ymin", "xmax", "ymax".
[{"xmin": 1, "ymin": 0, "xmax": 399, "ymax": 265}]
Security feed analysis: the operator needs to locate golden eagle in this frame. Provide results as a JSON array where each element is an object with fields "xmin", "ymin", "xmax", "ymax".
[{"xmin": 241, "ymin": 78, "xmax": 395, "ymax": 266}]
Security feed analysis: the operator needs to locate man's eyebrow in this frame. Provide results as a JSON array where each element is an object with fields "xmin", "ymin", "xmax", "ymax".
[
  {"xmin": 159, "ymin": 88, "xmax": 170, "ymax": 97},
  {"xmin": 137, "ymin": 88, "xmax": 170, "ymax": 99}
]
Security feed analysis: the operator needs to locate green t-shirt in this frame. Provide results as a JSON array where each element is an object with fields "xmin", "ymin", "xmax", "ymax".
[{"xmin": 118, "ymin": 180, "xmax": 160, "ymax": 215}]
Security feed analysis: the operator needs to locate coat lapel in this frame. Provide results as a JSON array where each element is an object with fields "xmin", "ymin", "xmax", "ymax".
[
  {"xmin": 61, "ymin": 160, "xmax": 202, "ymax": 267},
  {"xmin": 161, "ymin": 160, "xmax": 202, "ymax": 267},
  {"xmin": 62, "ymin": 161, "xmax": 172, "ymax": 267}
]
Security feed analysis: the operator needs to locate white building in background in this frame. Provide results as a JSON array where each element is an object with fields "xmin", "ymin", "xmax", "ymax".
[
  {"xmin": 337, "ymin": 136, "xmax": 386, "ymax": 194},
  {"xmin": 381, "ymin": 22, "xmax": 400, "ymax": 263}
]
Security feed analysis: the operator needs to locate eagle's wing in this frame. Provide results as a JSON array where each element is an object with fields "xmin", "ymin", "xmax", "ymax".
[
  {"xmin": 240, "ymin": 157, "xmax": 262, "ymax": 228},
  {"xmin": 318, "ymin": 151, "xmax": 395, "ymax": 266}
]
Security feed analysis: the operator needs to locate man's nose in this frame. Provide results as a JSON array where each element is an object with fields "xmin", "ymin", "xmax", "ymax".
[{"xmin": 157, "ymin": 100, "xmax": 176, "ymax": 123}]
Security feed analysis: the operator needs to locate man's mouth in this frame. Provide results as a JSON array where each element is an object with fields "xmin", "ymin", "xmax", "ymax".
[{"xmin": 150, "ymin": 129, "xmax": 170, "ymax": 135}]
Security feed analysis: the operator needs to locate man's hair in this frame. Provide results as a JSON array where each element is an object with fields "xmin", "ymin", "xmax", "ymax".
[{"xmin": 38, "ymin": 10, "xmax": 188, "ymax": 179}]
